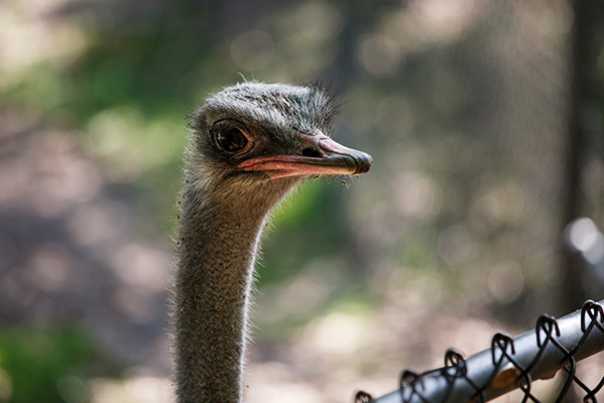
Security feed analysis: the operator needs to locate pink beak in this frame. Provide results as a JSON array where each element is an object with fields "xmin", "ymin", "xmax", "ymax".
[{"xmin": 238, "ymin": 133, "xmax": 372, "ymax": 180}]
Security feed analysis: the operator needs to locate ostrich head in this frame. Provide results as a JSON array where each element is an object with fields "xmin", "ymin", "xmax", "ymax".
[
  {"xmin": 185, "ymin": 82, "xmax": 372, "ymax": 211},
  {"xmin": 175, "ymin": 82, "xmax": 372, "ymax": 403}
]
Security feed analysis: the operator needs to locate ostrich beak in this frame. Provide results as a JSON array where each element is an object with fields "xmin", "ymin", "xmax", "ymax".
[{"xmin": 238, "ymin": 133, "xmax": 373, "ymax": 180}]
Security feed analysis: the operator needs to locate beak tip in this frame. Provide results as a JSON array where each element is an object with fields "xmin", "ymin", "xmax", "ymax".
[{"xmin": 354, "ymin": 152, "xmax": 373, "ymax": 175}]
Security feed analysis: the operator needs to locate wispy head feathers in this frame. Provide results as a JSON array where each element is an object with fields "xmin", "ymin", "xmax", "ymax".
[{"xmin": 189, "ymin": 81, "xmax": 340, "ymax": 136}]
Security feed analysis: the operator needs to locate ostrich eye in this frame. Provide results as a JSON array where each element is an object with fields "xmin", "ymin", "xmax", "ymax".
[{"xmin": 212, "ymin": 121, "xmax": 250, "ymax": 154}]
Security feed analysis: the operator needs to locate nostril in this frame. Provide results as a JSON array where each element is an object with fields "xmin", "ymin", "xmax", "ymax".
[{"xmin": 302, "ymin": 148, "xmax": 322, "ymax": 158}]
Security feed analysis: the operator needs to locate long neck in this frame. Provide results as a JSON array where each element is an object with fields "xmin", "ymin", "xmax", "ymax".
[{"xmin": 174, "ymin": 187, "xmax": 268, "ymax": 403}]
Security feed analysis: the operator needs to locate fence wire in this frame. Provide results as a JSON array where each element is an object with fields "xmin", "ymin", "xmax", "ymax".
[{"xmin": 355, "ymin": 299, "xmax": 604, "ymax": 403}]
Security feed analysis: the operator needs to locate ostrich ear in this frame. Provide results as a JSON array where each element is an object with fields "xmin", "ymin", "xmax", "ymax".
[{"xmin": 187, "ymin": 105, "xmax": 210, "ymax": 134}]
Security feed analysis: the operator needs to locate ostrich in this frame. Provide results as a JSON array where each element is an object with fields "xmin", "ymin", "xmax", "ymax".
[{"xmin": 174, "ymin": 82, "xmax": 372, "ymax": 403}]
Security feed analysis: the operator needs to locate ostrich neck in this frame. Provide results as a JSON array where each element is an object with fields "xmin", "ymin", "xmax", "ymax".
[{"xmin": 174, "ymin": 188, "xmax": 269, "ymax": 403}]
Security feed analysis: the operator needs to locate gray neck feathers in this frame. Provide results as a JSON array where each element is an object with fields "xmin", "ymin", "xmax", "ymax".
[{"xmin": 174, "ymin": 182, "xmax": 281, "ymax": 403}]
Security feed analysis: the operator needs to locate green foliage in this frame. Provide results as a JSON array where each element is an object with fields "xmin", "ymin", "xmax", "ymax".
[
  {"xmin": 0, "ymin": 328, "xmax": 98, "ymax": 403},
  {"xmin": 259, "ymin": 181, "xmax": 350, "ymax": 286}
]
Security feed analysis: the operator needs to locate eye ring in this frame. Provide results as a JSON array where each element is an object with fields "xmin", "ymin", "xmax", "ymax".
[{"xmin": 210, "ymin": 119, "xmax": 252, "ymax": 155}]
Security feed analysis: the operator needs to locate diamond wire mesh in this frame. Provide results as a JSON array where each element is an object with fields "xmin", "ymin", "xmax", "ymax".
[{"xmin": 355, "ymin": 300, "xmax": 604, "ymax": 403}]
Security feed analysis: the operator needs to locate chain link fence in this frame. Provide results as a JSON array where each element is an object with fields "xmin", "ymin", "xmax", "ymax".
[{"xmin": 354, "ymin": 299, "xmax": 604, "ymax": 403}]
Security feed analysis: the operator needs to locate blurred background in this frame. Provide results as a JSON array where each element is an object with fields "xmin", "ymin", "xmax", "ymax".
[{"xmin": 1, "ymin": 0, "xmax": 604, "ymax": 402}]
